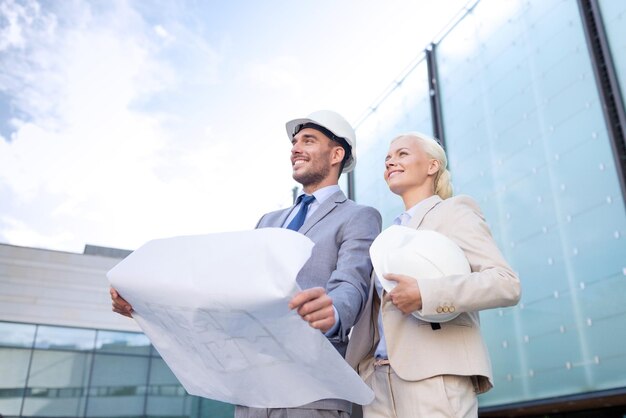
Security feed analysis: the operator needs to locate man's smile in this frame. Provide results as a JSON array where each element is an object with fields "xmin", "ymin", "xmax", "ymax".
[{"xmin": 292, "ymin": 156, "xmax": 309, "ymax": 167}]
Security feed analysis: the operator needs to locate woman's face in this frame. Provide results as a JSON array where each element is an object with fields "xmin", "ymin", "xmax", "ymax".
[{"xmin": 384, "ymin": 135, "xmax": 438, "ymax": 197}]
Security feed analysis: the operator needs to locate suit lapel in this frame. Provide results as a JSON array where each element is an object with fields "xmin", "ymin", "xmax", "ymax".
[
  {"xmin": 261, "ymin": 205, "xmax": 293, "ymax": 228},
  {"xmin": 406, "ymin": 195, "xmax": 442, "ymax": 229},
  {"xmin": 275, "ymin": 208, "xmax": 293, "ymax": 228},
  {"xmin": 299, "ymin": 190, "xmax": 346, "ymax": 234}
]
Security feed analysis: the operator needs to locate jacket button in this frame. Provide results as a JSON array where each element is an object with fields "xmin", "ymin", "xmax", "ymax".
[
  {"xmin": 436, "ymin": 307, "xmax": 443, "ymax": 313},
  {"xmin": 449, "ymin": 306, "xmax": 456, "ymax": 313},
  {"xmin": 442, "ymin": 306, "xmax": 449, "ymax": 313}
]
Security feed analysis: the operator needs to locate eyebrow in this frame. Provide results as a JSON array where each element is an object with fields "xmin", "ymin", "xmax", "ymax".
[
  {"xmin": 389, "ymin": 147, "xmax": 410, "ymax": 154},
  {"xmin": 385, "ymin": 147, "xmax": 410, "ymax": 160},
  {"xmin": 292, "ymin": 132, "xmax": 320, "ymax": 143},
  {"xmin": 297, "ymin": 132, "xmax": 320, "ymax": 140}
]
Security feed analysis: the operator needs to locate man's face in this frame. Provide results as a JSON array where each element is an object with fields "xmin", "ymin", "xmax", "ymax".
[{"xmin": 290, "ymin": 127, "xmax": 342, "ymax": 189}]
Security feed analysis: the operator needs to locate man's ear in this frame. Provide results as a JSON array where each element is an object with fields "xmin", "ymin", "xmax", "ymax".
[{"xmin": 331, "ymin": 145, "xmax": 345, "ymax": 166}]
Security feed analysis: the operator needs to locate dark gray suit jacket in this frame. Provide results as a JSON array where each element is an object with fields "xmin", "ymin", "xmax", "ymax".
[{"xmin": 256, "ymin": 189, "xmax": 381, "ymax": 412}]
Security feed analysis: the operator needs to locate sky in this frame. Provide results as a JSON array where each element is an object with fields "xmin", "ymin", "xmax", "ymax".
[{"xmin": 0, "ymin": 0, "xmax": 469, "ymax": 253}]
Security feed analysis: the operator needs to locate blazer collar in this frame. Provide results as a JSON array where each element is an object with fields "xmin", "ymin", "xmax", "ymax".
[
  {"xmin": 300, "ymin": 189, "xmax": 346, "ymax": 234},
  {"xmin": 406, "ymin": 194, "xmax": 442, "ymax": 229},
  {"xmin": 276, "ymin": 207, "xmax": 292, "ymax": 228}
]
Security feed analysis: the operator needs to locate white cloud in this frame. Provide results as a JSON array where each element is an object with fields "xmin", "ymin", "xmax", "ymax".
[
  {"xmin": 0, "ymin": 215, "xmax": 75, "ymax": 251},
  {"xmin": 244, "ymin": 56, "xmax": 303, "ymax": 95},
  {"xmin": 0, "ymin": 0, "xmax": 475, "ymax": 253},
  {"xmin": 0, "ymin": 0, "xmax": 48, "ymax": 51},
  {"xmin": 0, "ymin": 0, "xmax": 296, "ymax": 252},
  {"xmin": 153, "ymin": 24, "xmax": 172, "ymax": 42},
  {"xmin": 0, "ymin": 0, "xmax": 227, "ymax": 251}
]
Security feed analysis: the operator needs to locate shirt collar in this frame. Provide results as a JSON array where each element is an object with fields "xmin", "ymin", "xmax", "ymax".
[
  {"xmin": 297, "ymin": 185, "xmax": 340, "ymax": 206},
  {"xmin": 394, "ymin": 194, "xmax": 440, "ymax": 225}
]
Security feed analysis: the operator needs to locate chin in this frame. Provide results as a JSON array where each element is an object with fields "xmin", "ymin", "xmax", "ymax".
[
  {"xmin": 292, "ymin": 170, "xmax": 305, "ymax": 182},
  {"xmin": 387, "ymin": 183, "xmax": 405, "ymax": 196}
]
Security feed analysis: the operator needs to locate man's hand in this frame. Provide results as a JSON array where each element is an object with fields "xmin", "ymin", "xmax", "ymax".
[
  {"xmin": 288, "ymin": 287, "xmax": 335, "ymax": 333},
  {"xmin": 110, "ymin": 287, "xmax": 134, "ymax": 318},
  {"xmin": 385, "ymin": 273, "xmax": 422, "ymax": 314}
]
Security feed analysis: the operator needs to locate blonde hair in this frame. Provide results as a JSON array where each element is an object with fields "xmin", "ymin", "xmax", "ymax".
[{"xmin": 391, "ymin": 132, "xmax": 454, "ymax": 199}]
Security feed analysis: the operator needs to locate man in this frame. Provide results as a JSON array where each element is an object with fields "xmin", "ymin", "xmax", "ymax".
[{"xmin": 111, "ymin": 110, "xmax": 381, "ymax": 417}]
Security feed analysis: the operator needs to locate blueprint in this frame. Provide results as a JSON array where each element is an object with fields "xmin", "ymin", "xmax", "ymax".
[{"xmin": 106, "ymin": 228, "xmax": 374, "ymax": 407}]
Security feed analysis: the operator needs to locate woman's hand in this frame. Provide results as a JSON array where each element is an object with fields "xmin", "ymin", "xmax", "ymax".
[{"xmin": 385, "ymin": 273, "xmax": 422, "ymax": 314}]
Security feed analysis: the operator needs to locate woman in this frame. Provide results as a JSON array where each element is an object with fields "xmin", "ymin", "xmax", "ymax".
[{"xmin": 346, "ymin": 132, "xmax": 521, "ymax": 418}]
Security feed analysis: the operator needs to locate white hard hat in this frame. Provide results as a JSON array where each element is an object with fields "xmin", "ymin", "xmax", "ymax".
[
  {"xmin": 370, "ymin": 225, "xmax": 471, "ymax": 323},
  {"xmin": 285, "ymin": 110, "xmax": 357, "ymax": 173}
]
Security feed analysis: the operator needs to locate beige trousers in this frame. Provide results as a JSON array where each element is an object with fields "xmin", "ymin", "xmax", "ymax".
[
  {"xmin": 234, "ymin": 407, "xmax": 350, "ymax": 418},
  {"xmin": 363, "ymin": 365, "xmax": 478, "ymax": 418}
]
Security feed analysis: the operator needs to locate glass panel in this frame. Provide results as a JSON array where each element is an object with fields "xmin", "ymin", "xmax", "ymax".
[
  {"xmin": 0, "ymin": 321, "xmax": 36, "ymax": 348},
  {"xmin": 598, "ymin": 0, "xmax": 626, "ymax": 109},
  {"xmin": 86, "ymin": 353, "xmax": 149, "ymax": 417},
  {"xmin": 151, "ymin": 344, "xmax": 162, "ymax": 357},
  {"xmin": 145, "ymin": 358, "xmax": 188, "ymax": 416},
  {"xmin": 0, "ymin": 347, "xmax": 31, "ymax": 416},
  {"xmin": 188, "ymin": 396, "xmax": 235, "ymax": 418},
  {"xmin": 95, "ymin": 330, "xmax": 151, "ymax": 355},
  {"xmin": 35, "ymin": 325, "xmax": 96, "ymax": 351},
  {"xmin": 22, "ymin": 350, "xmax": 92, "ymax": 417},
  {"xmin": 437, "ymin": 0, "xmax": 626, "ymax": 407},
  {"xmin": 354, "ymin": 56, "xmax": 433, "ymax": 226}
]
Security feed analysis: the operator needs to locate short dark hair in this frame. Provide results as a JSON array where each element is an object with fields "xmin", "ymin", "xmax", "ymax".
[{"xmin": 294, "ymin": 122, "xmax": 352, "ymax": 172}]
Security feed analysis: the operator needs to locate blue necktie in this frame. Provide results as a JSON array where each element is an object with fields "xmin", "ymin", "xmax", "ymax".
[{"xmin": 286, "ymin": 195, "xmax": 316, "ymax": 231}]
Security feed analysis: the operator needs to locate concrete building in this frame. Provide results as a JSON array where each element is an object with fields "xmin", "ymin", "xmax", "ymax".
[{"xmin": 0, "ymin": 243, "xmax": 232, "ymax": 417}]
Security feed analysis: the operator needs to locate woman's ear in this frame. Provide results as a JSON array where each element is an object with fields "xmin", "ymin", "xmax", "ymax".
[{"xmin": 428, "ymin": 159, "xmax": 440, "ymax": 176}]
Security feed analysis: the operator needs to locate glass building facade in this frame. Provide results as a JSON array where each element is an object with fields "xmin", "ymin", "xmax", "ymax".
[
  {"xmin": 354, "ymin": 0, "xmax": 626, "ymax": 414},
  {"xmin": 355, "ymin": 58, "xmax": 434, "ymax": 225},
  {"xmin": 0, "ymin": 321, "xmax": 234, "ymax": 418}
]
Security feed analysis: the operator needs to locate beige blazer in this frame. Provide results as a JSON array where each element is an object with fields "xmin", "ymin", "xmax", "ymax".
[{"xmin": 346, "ymin": 195, "xmax": 521, "ymax": 394}]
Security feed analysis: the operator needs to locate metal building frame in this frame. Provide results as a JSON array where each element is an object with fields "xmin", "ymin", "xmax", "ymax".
[
  {"xmin": 578, "ymin": 0, "xmax": 626, "ymax": 204},
  {"xmin": 426, "ymin": 44, "xmax": 447, "ymax": 149}
]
